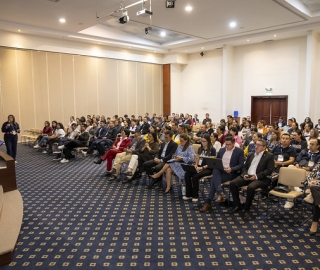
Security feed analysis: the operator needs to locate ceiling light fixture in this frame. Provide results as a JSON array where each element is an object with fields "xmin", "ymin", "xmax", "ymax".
[
  {"xmin": 18, "ymin": 29, "xmax": 21, "ymax": 32},
  {"xmin": 160, "ymin": 31, "xmax": 166, "ymax": 37},
  {"xmin": 247, "ymin": 39, "xmax": 249, "ymax": 41},
  {"xmin": 229, "ymin": 21, "xmax": 237, "ymax": 28},
  {"xmin": 185, "ymin": 5, "xmax": 193, "ymax": 11},
  {"xmin": 59, "ymin": 18, "xmax": 66, "ymax": 23},
  {"xmin": 274, "ymin": 34, "xmax": 277, "ymax": 37}
]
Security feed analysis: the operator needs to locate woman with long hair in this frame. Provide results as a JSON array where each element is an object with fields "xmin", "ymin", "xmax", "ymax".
[
  {"xmin": 151, "ymin": 133, "xmax": 195, "ymax": 193},
  {"xmin": 184, "ymin": 134, "xmax": 216, "ymax": 202},
  {"xmin": 1, "ymin": 114, "xmax": 20, "ymax": 160},
  {"xmin": 34, "ymin": 121, "xmax": 53, "ymax": 148}
]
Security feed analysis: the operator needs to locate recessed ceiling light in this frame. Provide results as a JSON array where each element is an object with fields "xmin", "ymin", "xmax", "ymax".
[
  {"xmin": 18, "ymin": 29, "xmax": 21, "ymax": 32},
  {"xmin": 201, "ymin": 47, "xmax": 204, "ymax": 49},
  {"xmin": 185, "ymin": 6, "xmax": 193, "ymax": 12},
  {"xmin": 59, "ymin": 18, "xmax": 66, "ymax": 23},
  {"xmin": 160, "ymin": 31, "xmax": 166, "ymax": 37},
  {"xmin": 274, "ymin": 34, "xmax": 277, "ymax": 37},
  {"xmin": 129, "ymin": 47, "xmax": 131, "ymax": 49},
  {"xmin": 247, "ymin": 39, "xmax": 249, "ymax": 41},
  {"xmin": 229, "ymin": 21, "xmax": 237, "ymax": 28}
]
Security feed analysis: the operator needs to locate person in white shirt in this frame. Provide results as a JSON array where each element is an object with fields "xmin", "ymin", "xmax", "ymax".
[
  {"xmin": 210, "ymin": 133, "xmax": 221, "ymax": 153},
  {"xmin": 44, "ymin": 122, "xmax": 65, "ymax": 154},
  {"xmin": 229, "ymin": 139, "xmax": 274, "ymax": 220}
]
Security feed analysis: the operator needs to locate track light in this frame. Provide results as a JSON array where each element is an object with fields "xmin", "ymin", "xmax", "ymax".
[{"xmin": 119, "ymin": 10, "xmax": 129, "ymax": 24}]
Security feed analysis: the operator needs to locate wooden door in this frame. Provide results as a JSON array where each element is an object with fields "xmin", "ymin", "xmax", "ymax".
[
  {"xmin": 251, "ymin": 96, "xmax": 288, "ymax": 125},
  {"xmin": 163, "ymin": 64, "xmax": 170, "ymax": 116}
]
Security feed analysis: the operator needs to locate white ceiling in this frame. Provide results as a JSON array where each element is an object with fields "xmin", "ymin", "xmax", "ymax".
[{"xmin": 0, "ymin": 0, "xmax": 320, "ymax": 54}]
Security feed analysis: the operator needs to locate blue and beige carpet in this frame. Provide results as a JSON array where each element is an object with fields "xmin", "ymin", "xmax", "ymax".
[{"xmin": 0, "ymin": 144, "xmax": 319, "ymax": 270}]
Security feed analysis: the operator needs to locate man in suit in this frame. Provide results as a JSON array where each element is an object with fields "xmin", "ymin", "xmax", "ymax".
[
  {"xmin": 200, "ymin": 136, "xmax": 244, "ymax": 213},
  {"xmin": 229, "ymin": 139, "xmax": 274, "ymax": 219},
  {"xmin": 140, "ymin": 117, "xmax": 150, "ymax": 135},
  {"xmin": 86, "ymin": 120, "xmax": 108, "ymax": 154},
  {"xmin": 143, "ymin": 131, "xmax": 178, "ymax": 187}
]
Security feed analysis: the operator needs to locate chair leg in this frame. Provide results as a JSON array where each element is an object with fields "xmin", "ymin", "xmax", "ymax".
[{"xmin": 267, "ymin": 195, "xmax": 281, "ymax": 218}]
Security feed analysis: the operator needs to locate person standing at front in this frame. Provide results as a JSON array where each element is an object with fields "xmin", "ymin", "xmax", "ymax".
[{"xmin": 1, "ymin": 114, "xmax": 20, "ymax": 161}]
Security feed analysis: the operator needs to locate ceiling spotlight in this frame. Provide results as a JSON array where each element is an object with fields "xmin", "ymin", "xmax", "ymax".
[
  {"xmin": 229, "ymin": 21, "xmax": 237, "ymax": 28},
  {"xmin": 247, "ymin": 39, "xmax": 249, "ymax": 41},
  {"xmin": 185, "ymin": 5, "xmax": 193, "ymax": 11},
  {"xmin": 145, "ymin": 26, "xmax": 152, "ymax": 34},
  {"xmin": 160, "ymin": 31, "xmax": 166, "ymax": 37},
  {"xmin": 119, "ymin": 10, "xmax": 129, "ymax": 24},
  {"xmin": 200, "ymin": 51, "xmax": 204, "ymax": 57},
  {"xmin": 18, "ymin": 29, "xmax": 21, "ymax": 32},
  {"xmin": 59, "ymin": 18, "xmax": 66, "ymax": 23},
  {"xmin": 274, "ymin": 34, "xmax": 277, "ymax": 37}
]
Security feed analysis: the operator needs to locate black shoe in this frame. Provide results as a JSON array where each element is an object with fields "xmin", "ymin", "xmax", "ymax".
[
  {"xmin": 94, "ymin": 157, "xmax": 102, "ymax": 164},
  {"xmin": 243, "ymin": 211, "xmax": 250, "ymax": 220},
  {"xmin": 148, "ymin": 178, "xmax": 160, "ymax": 187},
  {"xmin": 122, "ymin": 177, "xmax": 132, "ymax": 183},
  {"xmin": 228, "ymin": 206, "xmax": 241, "ymax": 213}
]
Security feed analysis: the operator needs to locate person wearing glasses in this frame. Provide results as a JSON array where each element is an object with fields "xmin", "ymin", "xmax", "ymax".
[
  {"xmin": 199, "ymin": 136, "xmax": 244, "ymax": 212},
  {"xmin": 229, "ymin": 139, "xmax": 274, "ymax": 220}
]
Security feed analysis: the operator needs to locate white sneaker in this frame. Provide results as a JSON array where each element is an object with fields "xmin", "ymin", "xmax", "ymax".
[
  {"xmin": 53, "ymin": 157, "xmax": 61, "ymax": 161},
  {"xmin": 58, "ymin": 145, "xmax": 65, "ymax": 150},
  {"xmin": 53, "ymin": 151, "xmax": 61, "ymax": 154},
  {"xmin": 284, "ymin": 201, "xmax": 294, "ymax": 209},
  {"xmin": 294, "ymin": 187, "xmax": 303, "ymax": 192},
  {"xmin": 192, "ymin": 198, "xmax": 199, "ymax": 202},
  {"xmin": 81, "ymin": 150, "xmax": 87, "ymax": 156},
  {"xmin": 182, "ymin": 196, "xmax": 192, "ymax": 200},
  {"xmin": 42, "ymin": 150, "xmax": 47, "ymax": 154},
  {"xmin": 33, "ymin": 144, "xmax": 40, "ymax": 149},
  {"xmin": 182, "ymin": 186, "xmax": 186, "ymax": 196},
  {"xmin": 60, "ymin": 158, "xmax": 69, "ymax": 163}
]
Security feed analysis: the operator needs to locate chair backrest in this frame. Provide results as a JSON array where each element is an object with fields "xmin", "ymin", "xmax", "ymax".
[
  {"xmin": 192, "ymin": 144, "xmax": 201, "ymax": 155},
  {"xmin": 278, "ymin": 167, "xmax": 306, "ymax": 187}
]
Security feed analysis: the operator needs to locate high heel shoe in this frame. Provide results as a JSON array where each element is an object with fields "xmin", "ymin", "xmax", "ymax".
[
  {"xmin": 164, "ymin": 187, "xmax": 172, "ymax": 194},
  {"xmin": 309, "ymin": 231, "xmax": 317, "ymax": 235}
]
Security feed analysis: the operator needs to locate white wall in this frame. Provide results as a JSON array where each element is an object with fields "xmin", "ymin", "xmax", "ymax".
[
  {"xmin": 233, "ymin": 36, "xmax": 307, "ymax": 122},
  {"xmin": 170, "ymin": 36, "xmax": 320, "ymax": 124},
  {"xmin": 171, "ymin": 50, "xmax": 223, "ymax": 121}
]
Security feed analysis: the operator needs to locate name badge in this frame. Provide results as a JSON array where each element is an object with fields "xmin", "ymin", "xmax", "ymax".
[
  {"xmin": 12, "ymin": 131, "xmax": 17, "ymax": 135},
  {"xmin": 198, "ymin": 158, "xmax": 203, "ymax": 166},
  {"xmin": 308, "ymin": 160, "xmax": 314, "ymax": 167},
  {"xmin": 277, "ymin": 155, "xmax": 284, "ymax": 162}
]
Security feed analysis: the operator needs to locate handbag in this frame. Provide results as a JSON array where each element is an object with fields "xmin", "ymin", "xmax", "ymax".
[{"xmin": 274, "ymin": 185, "xmax": 290, "ymax": 193}]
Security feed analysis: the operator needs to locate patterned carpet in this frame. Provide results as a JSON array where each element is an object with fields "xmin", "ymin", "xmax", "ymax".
[{"xmin": 1, "ymin": 144, "xmax": 320, "ymax": 270}]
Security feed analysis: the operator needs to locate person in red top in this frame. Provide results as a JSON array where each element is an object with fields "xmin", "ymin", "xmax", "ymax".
[
  {"xmin": 34, "ymin": 121, "xmax": 53, "ymax": 148},
  {"xmin": 96, "ymin": 129, "xmax": 131, "ymax": 172}
]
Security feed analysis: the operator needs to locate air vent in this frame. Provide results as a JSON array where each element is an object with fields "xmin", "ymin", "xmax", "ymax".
[{"xmin": 263, "ymin": 40, "xmax": 274, "ymax": 42}]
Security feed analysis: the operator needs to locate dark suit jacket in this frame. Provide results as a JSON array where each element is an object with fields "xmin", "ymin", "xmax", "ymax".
[
  {"xmin": 217, "ymin": 147, "xmax": 244, "ymax": 177},
  {"xmin": 156, "ymin": 140, "xmax": 178, "ymax": 163},
  {"xmin": 242, "ymin": 151, "xmax": 274, "ymax": 181},
  {"xmin": 140, "ymin": 123, "xmax": 150, "ymax": 134},
  {"xmin": 131, "ymin": 138, "xmax": 146, "ymax": 155}
]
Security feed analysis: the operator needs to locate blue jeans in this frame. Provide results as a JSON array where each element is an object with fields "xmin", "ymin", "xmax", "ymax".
[
  {"xmin": 207, "ymin": 169, "xmax": 236, "ymax": 203},
  {"xmin": 4, "ymin": 134, "xmax": 18, "ymax": 159}
]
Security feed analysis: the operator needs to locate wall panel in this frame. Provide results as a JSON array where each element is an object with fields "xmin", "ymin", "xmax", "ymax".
[
  {"xmin": 118, "ymin": 60, "xmax": 128, "ymax": 116},
  {"xmin": 145, "ymin": 63, "xmax": 153, "ymax": 115},
  {"xmin": 61, "ymin": 54, "xmax": 75, "ymax": 123},
  {"xmin": 97, "ymin": 58, "xmax": 108, "ymax": 117},
  {"xmin": 106, "ymin": 59, "xmax": 118, "ymax": 116},
  {"xmin": 127, "ymin": 62, "xmax": 137, "ymax": 116},
  {"xmin": 47, "ymin": 52, "xmax": 63, "ymax": 122},
  {"xmin": 86, "ymin": 57, "xmax": 98, "ymax": 114},
  {"xmin": 74, "ymin": 55, "xmax": 87, "ymax": 117},
  {"xmin": 0, "ymin": 49, "xmax": 19, "ymax": 124},
  {"xmin": 153, "ymin": 65, "xmax": 162, "ymax": 115},
  {"xmin": 136, "ymin": 62, "xmax": 145, "ymax": 116},
  {"xmin": 16, "ymin": 50, "xmax": 35, "ymax": 130}
]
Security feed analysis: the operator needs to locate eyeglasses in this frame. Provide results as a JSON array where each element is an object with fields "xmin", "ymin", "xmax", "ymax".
[{"xmin": 255, "ymin": 143, "xmax": 263, "ymax": 147}]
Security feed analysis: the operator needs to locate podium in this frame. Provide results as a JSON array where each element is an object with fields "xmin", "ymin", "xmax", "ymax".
[{"xmin": 0, "ymin": 151, "xmax": 17, "ymax": 192}]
